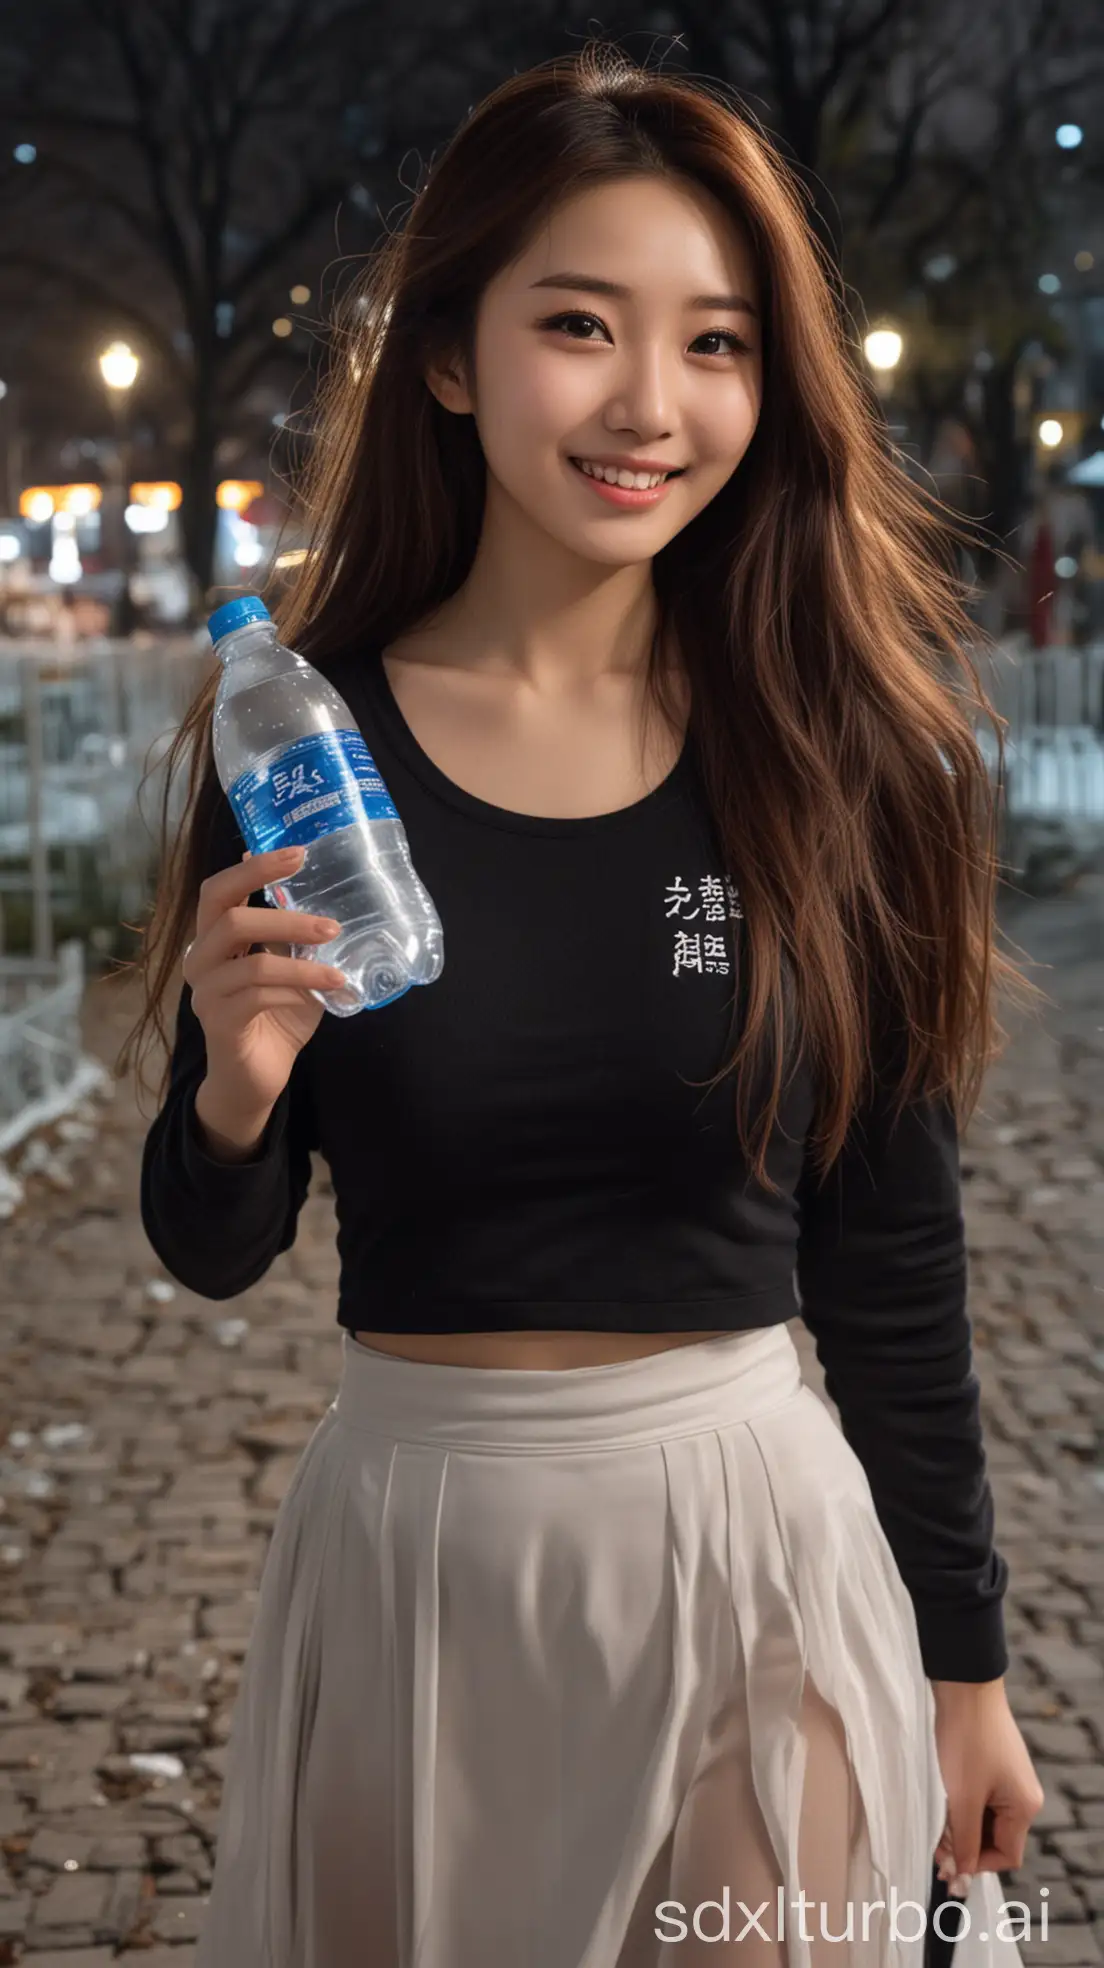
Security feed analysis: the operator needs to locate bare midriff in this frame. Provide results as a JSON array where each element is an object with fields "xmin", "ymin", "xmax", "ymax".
[{"xmin": 350, "ymin": 1329, "xmax": 732, "ymax": 1369}]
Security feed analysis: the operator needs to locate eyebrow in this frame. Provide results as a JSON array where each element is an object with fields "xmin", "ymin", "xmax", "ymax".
[{"xmin": 529, "ymin": 272, "xmax": 759, "ymax": 319}]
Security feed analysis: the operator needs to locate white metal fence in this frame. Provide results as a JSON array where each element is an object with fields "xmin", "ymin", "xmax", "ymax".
[
  {"xmin": 973, "ymin": 638, "xmax": 1104, "ymax": 892},
  {"xmin": 0, "ymin": 942, "xmax": 107, "ymax": 1157},
  {"xmin": 0, "ymin": 635, "xmax": 208, "ymax": 1151},
  {"xmin": 0, "ymin": 636, "xmax": 208, "ymax": 961}
]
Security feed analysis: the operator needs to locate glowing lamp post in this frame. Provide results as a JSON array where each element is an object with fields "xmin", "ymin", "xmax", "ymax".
[
  {"xmin": 98, "ymin": 341, "xmax": 140, "ymax": 392},
  {"xmin": 863, "ymin": 327, "xmax": 904, "ymax": 403},
  {"xmin": 863, "ymin": 329, "xmax": 903, "ymax": 371},
  {"xmin": 98, "ymin": 341, "xmax": 140, "ymax": 634}
]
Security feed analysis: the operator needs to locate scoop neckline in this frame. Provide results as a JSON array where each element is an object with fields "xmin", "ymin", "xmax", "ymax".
[{"xmin": 358, "ymin": 645, "xmax": 695, "ymax": 838}]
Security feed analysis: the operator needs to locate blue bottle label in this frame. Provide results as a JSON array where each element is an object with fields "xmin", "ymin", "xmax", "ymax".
[{"xmin": 227, "ymin": 728, "xmax": 399, "ymax": 853}]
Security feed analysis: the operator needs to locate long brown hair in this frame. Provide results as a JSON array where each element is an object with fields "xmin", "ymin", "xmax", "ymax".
[{"xmin": 116, "ymin": 37, "xmax": 1046, "ymax": 1191}]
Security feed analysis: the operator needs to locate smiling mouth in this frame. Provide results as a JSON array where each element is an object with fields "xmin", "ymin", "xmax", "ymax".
[{"xmin": 568, "ymin": 457, "xmax": 688, "ymax": 487}]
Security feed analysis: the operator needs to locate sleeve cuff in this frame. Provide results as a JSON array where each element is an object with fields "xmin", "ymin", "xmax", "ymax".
[{"xmin": 913, "ymin": 1594, "xmax": 1009, "ymax": 1684}]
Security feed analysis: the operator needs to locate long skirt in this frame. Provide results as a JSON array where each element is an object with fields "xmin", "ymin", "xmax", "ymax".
[{"xmin": 193, "ymin": 1322, "xmax": 1022, "ymax": 1968}]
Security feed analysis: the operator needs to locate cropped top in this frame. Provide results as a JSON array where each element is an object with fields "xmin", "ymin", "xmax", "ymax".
[{"xmin": 140, "ymin": 644, "xmax": 1009, "ymax": 1682}]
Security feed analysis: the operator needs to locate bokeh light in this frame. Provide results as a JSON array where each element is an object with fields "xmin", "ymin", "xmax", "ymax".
[{"xmin": 863, "ymin": 328, "xmax": 903, "ymax": 371}]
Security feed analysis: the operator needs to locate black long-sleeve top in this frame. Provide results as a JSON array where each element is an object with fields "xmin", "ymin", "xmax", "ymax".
[{"xmin": 141, "ymin": 645, "xmax": 1009, "ymax": 1683}]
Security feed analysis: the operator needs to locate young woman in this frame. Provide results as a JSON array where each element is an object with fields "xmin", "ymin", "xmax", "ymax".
[{"xmin": 128, "ymin": 40, "xmax": 1045, "ymax": 1968}]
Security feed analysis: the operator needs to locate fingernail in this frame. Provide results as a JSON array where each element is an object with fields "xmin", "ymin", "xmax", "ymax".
[{"xmin": 949, "ymin": 1874, "xmax": 972, "ymax": 1899}]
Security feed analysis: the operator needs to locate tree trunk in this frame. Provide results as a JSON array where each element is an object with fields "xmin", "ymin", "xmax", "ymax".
[
  {"xmin": 180, "ymin": 352, "xmax": 220, "ymax": 618},
  {"xmin": 974, "ymin": 350, "xmax": 1030, "ymax": 584}
]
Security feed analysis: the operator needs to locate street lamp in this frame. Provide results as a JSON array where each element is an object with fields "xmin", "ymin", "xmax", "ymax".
[
  {"xmin": 98, "ymin": 341, "xmax": 140, "ymax": 392},
  {"xmin": 863, "ymin": 326, "xmax": 904, "ymax": 409},
  {"xmin": 863, "ymin": 328, "xmax": 904, "ymax": 373},
  {"xmin": 97, "ymin": 341, "xmax": 140, "ymax": 634}
]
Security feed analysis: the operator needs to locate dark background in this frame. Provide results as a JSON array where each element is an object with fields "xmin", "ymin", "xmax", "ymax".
[{"xmin": 0, "ymin": 0, "xmax": 1101, "ymax": 630}]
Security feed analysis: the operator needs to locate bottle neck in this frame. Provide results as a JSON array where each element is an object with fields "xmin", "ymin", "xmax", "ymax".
[{"xmin": 214, "ymin": 620, "xmax": 277, "ymax": 664}]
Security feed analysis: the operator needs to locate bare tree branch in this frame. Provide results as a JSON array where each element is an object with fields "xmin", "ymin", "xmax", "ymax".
[{"xmin": 1, "ymin": 249, "xmax": 186, "ymax": 379}]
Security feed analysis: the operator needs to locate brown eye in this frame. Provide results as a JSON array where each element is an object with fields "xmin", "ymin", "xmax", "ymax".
[
  {"xmin": 694, "ymin": 330, "xmax": 754, "ymax": 358},
  {"xmin": 540, "ymin": 311, "xmax": 610, "ymax": 341},
  {"xmin": 541, "ymin": 313, "xmax": 752, "ymax": 358}
]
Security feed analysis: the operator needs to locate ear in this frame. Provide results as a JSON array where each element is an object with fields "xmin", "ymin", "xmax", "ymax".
[{"xmin": 424, "ymin": 351, "xmax": 474, "ymax": 417}]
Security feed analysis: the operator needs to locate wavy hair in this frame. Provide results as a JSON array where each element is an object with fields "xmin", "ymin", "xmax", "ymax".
[{"xmin": 116, "ymin": 37, "xmax": 1046, "ymax": 1192}]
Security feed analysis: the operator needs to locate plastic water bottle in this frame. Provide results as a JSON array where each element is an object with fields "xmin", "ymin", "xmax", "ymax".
[{"xmin": 208, "ymin": 595, "xmax": 444, "ymax": 1017}]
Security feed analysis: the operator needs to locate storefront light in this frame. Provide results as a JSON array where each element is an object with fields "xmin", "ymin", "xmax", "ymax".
[
  {"xmin": 217, "ymin": 480, "xmax": 265, "ymax": 513},
  {"xmin": 130, "ymin": 481, "xmax": 182, "ymax": 511},
  {"xmin": 125, "ymin": 504, "xmax": 171, "ymax": 534}
]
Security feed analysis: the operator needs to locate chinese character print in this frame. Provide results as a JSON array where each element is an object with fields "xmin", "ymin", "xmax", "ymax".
[
  {"xmin": 664, "ymin": 875, "xmax": 742, "ymax": 978},
  {"xmin": 270, "ymin": 756, "xmax": 325, "ymax": 809},
  {"xmin": 663, "ymin": 876, "xmax": 699, "ymax": 921}
]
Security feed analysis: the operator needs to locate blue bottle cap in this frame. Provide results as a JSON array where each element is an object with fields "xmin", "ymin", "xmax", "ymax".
[{"xmin": 207, "ymin": 595, "xmax": 272, "ymax": 644}]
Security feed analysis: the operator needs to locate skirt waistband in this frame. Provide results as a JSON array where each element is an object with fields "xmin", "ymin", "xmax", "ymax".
[{"xmin": 333, "ymin": 1321, "xmax": 803, "ymax": 1452}]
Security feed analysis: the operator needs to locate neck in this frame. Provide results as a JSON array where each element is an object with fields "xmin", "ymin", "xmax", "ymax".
[{"xmin": 426, "ymin": 473, "xmax": 665, "ymax": 692}]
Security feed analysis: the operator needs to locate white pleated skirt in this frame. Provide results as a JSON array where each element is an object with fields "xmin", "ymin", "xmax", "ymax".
[{"xmin": 194, "ymin": 1322, "xmax": 1021, "ymax": 1968}]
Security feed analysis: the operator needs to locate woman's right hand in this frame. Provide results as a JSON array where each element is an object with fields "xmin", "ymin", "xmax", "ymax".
[{"xmin": 184, "ymin": 843, "xmax": 346, "ymax": 1147}]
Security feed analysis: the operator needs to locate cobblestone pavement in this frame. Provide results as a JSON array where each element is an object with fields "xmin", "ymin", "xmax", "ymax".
[{"xmin": 0, "ymin": 878, "xmax": 1102, "ymax": 1964}]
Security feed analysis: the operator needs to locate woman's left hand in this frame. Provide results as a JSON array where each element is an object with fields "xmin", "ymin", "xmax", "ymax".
[{"xmin": 930, "ymin": 1677, "xmax": 1045, "ymax": 1895}]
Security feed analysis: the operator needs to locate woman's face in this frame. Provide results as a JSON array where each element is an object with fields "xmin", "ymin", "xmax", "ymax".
[{"xmin": 428, "ymin": 173, "xmax": 763, "ymax": 569}]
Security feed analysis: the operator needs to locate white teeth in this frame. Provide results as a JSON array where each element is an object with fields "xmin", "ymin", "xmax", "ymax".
[{"xmin": 576, "ymin": 460, "xmax": 669, "ymax": 489}]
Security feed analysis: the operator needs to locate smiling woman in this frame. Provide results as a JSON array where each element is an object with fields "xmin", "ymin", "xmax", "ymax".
[
  {"xmin": 421, "ymin": 172, "xmax": 765, "ymax": 548},
  {"xmin": 128, "ymin": 33, "xmax": 1044, "ymax": 1968}
]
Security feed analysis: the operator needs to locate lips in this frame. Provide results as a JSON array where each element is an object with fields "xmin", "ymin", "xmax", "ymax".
[
  {"xmin": 566, "ymin": 457, "xmax": 682, "ymax": 509},
  {"xmin": 569, "ymin": 457, "xmax": 686, "ymax": 482}
]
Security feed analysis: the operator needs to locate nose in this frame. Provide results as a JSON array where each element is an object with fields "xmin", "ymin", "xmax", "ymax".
[{"xmin": 605, "ymin": 341, "xmax": 674, "ymax": 445}]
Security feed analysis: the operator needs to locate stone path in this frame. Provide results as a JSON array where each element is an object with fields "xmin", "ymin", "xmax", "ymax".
[{"xmin": 0, "ymin": 876, "xmax": 1101, "ymax": 1963}]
